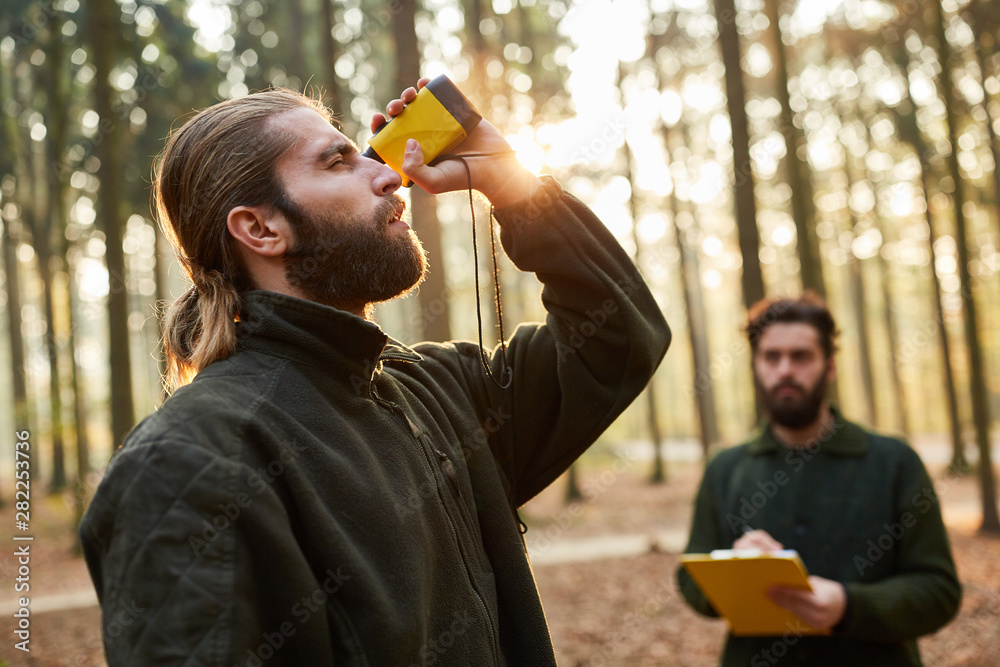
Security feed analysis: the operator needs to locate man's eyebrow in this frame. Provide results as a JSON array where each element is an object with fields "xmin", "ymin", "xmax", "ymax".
[{"xmin": 316, "ymin": 141, "xmax": 357, "ymax": 164}]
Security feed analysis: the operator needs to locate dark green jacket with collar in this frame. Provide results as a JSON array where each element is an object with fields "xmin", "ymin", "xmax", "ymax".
[
  {"xmin": 677, "ymin": 410, "xmax": 961, "ymax": 666},
  {"xmin": 80, "ymin": 179, "xmax": 671, "ymax": 666}
]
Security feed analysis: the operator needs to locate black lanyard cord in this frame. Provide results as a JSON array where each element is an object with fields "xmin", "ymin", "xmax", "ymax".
[{"xmin": 428, "ymin": 151, "xmax": 515, "ymax": 390}]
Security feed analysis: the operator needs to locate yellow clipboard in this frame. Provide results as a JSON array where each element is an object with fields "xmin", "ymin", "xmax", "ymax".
[{"xmin": 680, "ymin": 549, "xmax": 831, "ymax": 636}]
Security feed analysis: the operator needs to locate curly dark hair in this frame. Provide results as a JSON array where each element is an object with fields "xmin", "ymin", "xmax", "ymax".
[{"xmin": 745, "ymin": 291, "xmax": 839, "ymax": 358}]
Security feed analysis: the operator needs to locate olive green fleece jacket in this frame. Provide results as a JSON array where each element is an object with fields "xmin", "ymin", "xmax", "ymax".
[
  {"xmin": 677, "ymin": 410, "xmax": 961, "ymax": 666},
  {"xmin": 80, "ymin": 178, "xmax": 671, "ymax": 666}
]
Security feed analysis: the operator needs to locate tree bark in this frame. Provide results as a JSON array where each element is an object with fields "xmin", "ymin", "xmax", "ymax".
[
  {"xmin": 716, "ymin": 0, "xmax": 765, "ymax": 424},
  {"xmin": 619, "ymin": 65, "xmax": 667, "ymax": 484},
  {"xmin": 43, "ymin": 16, "xmax": 69, "ymax": 492},
  {"xmin": 664, "ymin": 124, "xmax": 720, "ymax": 460},
  {"xmin": 892, "ymin": 43, "xmax": 968, "ymax": 471},
  {"xmin": 838, "ymin": 126, "xmax": 878, "ymax": 428},
  {"xmin": 932, "ymin": 0, "xmax": 999, "ymax": 533},
  {"xmin": 319, "ymin": 0, "xmax": 342, "ymax": 120},
  {"xmin": 90, "ymin": 0, "xmax": 136, "ymax": 449},
  {"xmin": 715, "ymin": 0, "xmax": 766, "ymax": 312},
  {"xmin": 764, "ymin": 0, "xmax": 825, "ymax": 297},
  {"xmin": 392, "ymin": 0, "xmax": 453, "ymax": 343},
  {"xmin": 969, "ymin": 2, "xmax": 1000, "ymax": 244}
]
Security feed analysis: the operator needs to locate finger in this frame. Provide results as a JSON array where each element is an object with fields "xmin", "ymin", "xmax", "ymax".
[
  {"xmin": 400, "ymin": 86, "xmax": 419, "ymax": 104},
  {"xmin": 371, "ymin": 112, "xmax": 387, "ymax": 134},
  {"xmin": 401, "ymin": 139, "xmax": 436, "ymax": 192},
  {"xmin": 417, "ymin": 77, "xmax": 431, "ymax": 90},
  {"xmin": 386, "ymin": 98, "xmax": 405, "ymax": 118}
]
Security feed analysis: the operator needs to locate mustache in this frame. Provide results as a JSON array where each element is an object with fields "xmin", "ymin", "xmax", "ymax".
[
  {"xmin": 771, "ymin": 381, "xmax": 805, "ymax": 393},
  {"xmin": 378, "ymin": 194, "xmax": 406, "ymax": 224}
]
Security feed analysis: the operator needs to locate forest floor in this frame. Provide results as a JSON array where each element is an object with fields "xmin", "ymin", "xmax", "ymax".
[{"xmin": 0, "ymin": 441, "xmax": 998, "ymax": 666}]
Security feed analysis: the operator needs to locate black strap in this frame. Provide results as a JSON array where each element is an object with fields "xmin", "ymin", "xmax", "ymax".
[{"xmin": 428, "ymin": 152, "xmax": 514, "ymax": 390}]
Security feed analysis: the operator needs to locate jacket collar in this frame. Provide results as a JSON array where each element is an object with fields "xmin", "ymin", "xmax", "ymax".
[
  {"xmin": 747, "ymin": 406, "xmax": 868, "ymax": 458},
  {"xmin": 235, "ymin": 291, "xmax": 422, "ymax": 381}
]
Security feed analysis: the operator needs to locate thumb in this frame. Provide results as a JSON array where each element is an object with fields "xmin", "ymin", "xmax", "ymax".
[{"xmin": 401, "ymin": 138, "xmax": 429, "ymax": 185}]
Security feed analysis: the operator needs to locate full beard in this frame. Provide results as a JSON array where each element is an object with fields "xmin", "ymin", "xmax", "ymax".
[
  {"xmin": 757, "ymin": 369, "xmax": 828, "ymax": 430},
  {"xmin": 278, "ymin": 194, "xmax": 427, "ymax": 316}
]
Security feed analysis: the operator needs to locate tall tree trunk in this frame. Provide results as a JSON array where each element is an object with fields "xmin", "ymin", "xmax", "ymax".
[
  {"xmin": 393, "ymin": 0, "xmax": 452, "ymax": 342},
  {"xmin": 838, "ymin": 129, "xmax": 878, "ymax": 428},
  {"xmin": 764, "ymin": 0, "xmax": 825, "ymax": 296},
  {"xmin": 663, "ymin": 124, "xmax": 720, "ymax": 459},
  {"xmin": 0, "ymin": 49, "xmax": 25, "ymax": 504},
  {"xmin": 859, "ymin": 108, "xmax": 911, "ymax": 437},
  {"xmin": 716, "ymin": 0, "xmax": 765, "ymax": 424},
  {"xmin": 619, "ymin": 65, "xmax": 667, "ymax": 484},
  {"xmin": 0, "ymin": 44, "xmax": 34, "ymax": 494},
  {"xmin": 715, "ymin": 0, "xmax": 765, "ymax": 310},
  {"xmin": 716, "ymin": 0, "xmax": 765, "ymax": 311},
  {"xmin": 970, "ymin": 1, "xmax": 1000, "ymax": 244},
  {"xmin": 895, "ymin": 51, "xmax": 968, "ymax": 470},
  {"xmin": 319, "ymin": 0, "xmax": 343, "ymax": 125},
  {"xmin": 43, "ymin": 16, "xmax": 69, "ymax": 493},
  {"xmin": 90, "ymin": 0, "xmax": 136, "ymax": 449},
  {"xmin": 285, "ymin": 0, "xmax": 309, "ymax": 88},
  {"xmin": 932, "ymin": 0, "xmax": 999, "ymax": 533}
]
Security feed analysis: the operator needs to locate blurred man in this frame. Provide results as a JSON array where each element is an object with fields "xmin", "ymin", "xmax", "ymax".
[
  {"xmin": 80, "ymin": 80, "xmax": 670, "ymax": 666},
  {"xmin": 677, "ymin": 293, "xmax": 960, "ymax": 666}
]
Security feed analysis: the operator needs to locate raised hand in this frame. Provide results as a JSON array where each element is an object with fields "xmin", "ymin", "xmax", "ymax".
[{"xmin": 369, "ymin": 78, "xmax": 541, "ymax": 208}]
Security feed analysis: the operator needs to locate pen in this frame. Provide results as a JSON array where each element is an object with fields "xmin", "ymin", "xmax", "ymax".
[{"xmin": 742, "ymin": 524, "xmax": 754, "ymax": 535}]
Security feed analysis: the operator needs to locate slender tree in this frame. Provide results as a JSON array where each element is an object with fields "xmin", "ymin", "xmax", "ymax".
[
  {"xmin": 0, "ymin": 36, "xmax": 34, "ymax": 494},
  {"xmin": 90, "ymin": 0, "xmax": 136, "ymax": 450},
  {"xmin": 931, "ymin": 0, "xmax": 1000, "ymax": 533},
  {"xmin": 619, "ymin": 64, "xmax": 667, "ymax": 483},
  {"xmin": 764, "ymin": 0, "xmax": 826, "ymax": 297},
  {"xmin": 858, "ymin": 101, "xmax": 911, "ymax": 437},
  {"xmin": 837, "ymin": 113, "xmax": 878, "ymax": 428},
  {"xmin": 968, "ymin": 1, "xmax": 1000, "ymax": 243},
  {"xmin": 39, "ymin": 14, "xmax": 72, "ymax": 492},
  {"xmin": 392, "ymin": 0, "xmax": 452, "ymax": 342},
  {"xmin": 319, "ymin": 0, "xmax": 344, "ymax": 126},
  {"xmin": 715, "ymin": 0, "xmax": 766, "ymax": 312}
]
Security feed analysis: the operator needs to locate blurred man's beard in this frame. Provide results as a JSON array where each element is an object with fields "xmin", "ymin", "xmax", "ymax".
[
  {"xmin": 278, "ymin": 193, "xmax": 427, "ymax": 315},
  {"xmin": 756, "ymin": 367, "xmax": 828, "ymax": 429}
]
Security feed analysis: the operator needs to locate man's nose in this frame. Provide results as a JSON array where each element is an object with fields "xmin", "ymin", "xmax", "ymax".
[
  {"xmin": 369, "ymin": 159, "xmax": 402, "ymax": 195},
  {"xmin": 776, "ymin": 356, "xmax": 794, "ymax": 376}
]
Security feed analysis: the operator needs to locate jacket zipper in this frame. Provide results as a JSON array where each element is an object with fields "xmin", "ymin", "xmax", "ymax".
[{"xmin": 373, "ymin": 392, "xmax": 501, "ymax": 664}]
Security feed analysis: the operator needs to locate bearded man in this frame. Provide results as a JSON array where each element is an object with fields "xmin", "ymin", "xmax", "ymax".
[
  {"xmin": 80, "ymin": 80, "xmax": 670, "ymax": 666},
  {"xmin": 676, "ymin": 293, "xmax": 960, "ymax": 666}
]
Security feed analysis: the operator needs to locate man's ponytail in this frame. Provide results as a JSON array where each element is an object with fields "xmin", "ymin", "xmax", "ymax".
[{"xmin": 162, "ymin": 271, "xmax": 243, "ymax": 391}]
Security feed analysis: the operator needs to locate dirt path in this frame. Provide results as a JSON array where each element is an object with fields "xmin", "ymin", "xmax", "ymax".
[{"xmin": 0, "ymin": 442, "xmax": 997, "ymax": 666}]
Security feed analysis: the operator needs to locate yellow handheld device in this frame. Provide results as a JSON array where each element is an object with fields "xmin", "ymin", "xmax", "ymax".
[{"xmin": 363, "ymin": 75, "xmax": 482, "ymax": 187}]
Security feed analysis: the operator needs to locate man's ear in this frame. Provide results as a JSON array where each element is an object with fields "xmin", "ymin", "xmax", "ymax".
[{"xmin": 227, "ymin": 205, "xmax": 291, "ymax": 258}]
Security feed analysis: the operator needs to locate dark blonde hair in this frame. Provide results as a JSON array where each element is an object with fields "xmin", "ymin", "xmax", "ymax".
[{"xmin": 155, "ymin": 89, "xmax": 332, "ymax": 390}]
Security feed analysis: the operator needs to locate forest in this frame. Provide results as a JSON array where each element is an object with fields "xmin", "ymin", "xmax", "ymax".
[{"xmin": 1, "ymin": 0, "xmax": 999, "ymax": 663}]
